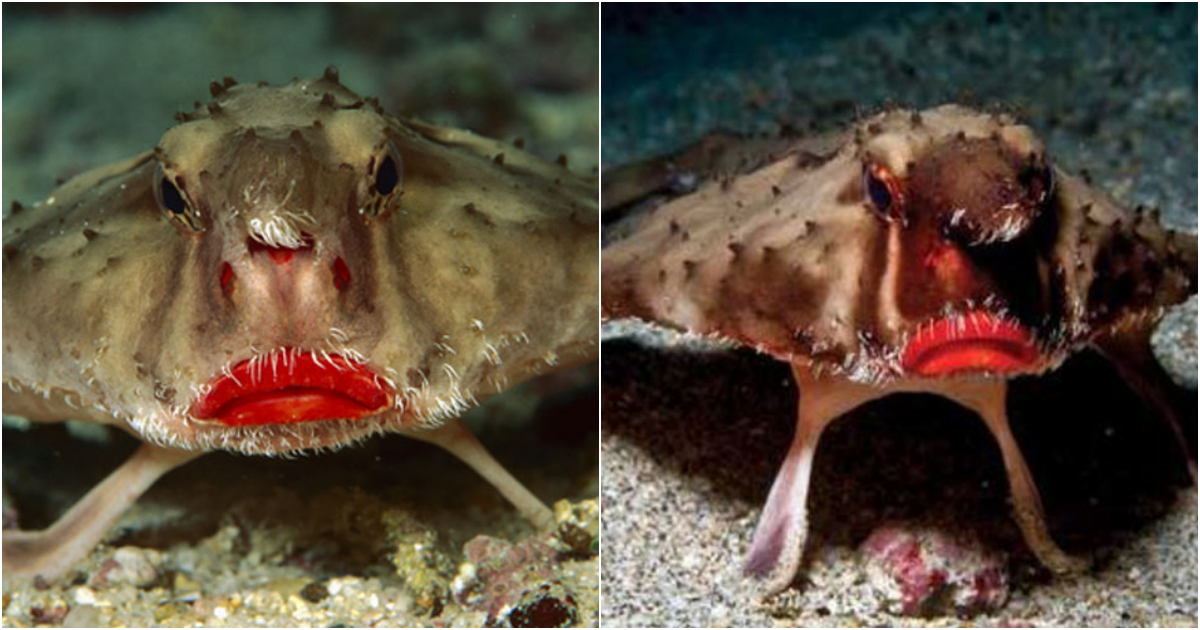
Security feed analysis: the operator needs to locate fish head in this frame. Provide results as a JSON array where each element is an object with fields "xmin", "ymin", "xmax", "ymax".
[
  {"xmin": 854, "ymin": 105, "xmax": 1195, "ymax": 378},
  {"xmin": 3, "ymin": 70, "xmax": 597, "ymax": 455},
  {"xmin": 145, "ymin": 73, "xmax": 414, "ymax": 438}
]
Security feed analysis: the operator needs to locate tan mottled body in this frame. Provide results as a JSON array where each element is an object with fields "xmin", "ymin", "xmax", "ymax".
[
  {"xmin": 3, "ymin": 69, "xmax": 597, "ymax": 579},
  {"xmin": 605, "ymin": 106, "xmax": 1192, "ymax": 376},
  {"xmin": 603, "ymin": 105, "xmax": 1195, "ymax": 593}
]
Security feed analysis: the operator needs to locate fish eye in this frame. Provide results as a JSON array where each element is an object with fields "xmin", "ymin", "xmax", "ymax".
[
  {"xmin": 363, "ymin": 141, "xmax": 403, "ymax": 218},
  {"xmin": 863, "ymin": 162, "xmax": 904, "ymax": 223},
  {"xmin": 160, "ymin": 178, "xmax": 185, "ymax": 213},
  {"xmin": 1019, "ymin": 163, "xmax": 1054, "ymax": 206},
  {"xmin": 153, "ymin": 163, "xmax": 204, "ymax": 232},
  {"xmin": 375, "ymin": 154, "xmax": 399, "ymax": 195}
]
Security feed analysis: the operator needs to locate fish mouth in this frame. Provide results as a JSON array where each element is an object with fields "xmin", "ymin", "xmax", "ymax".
[
  {"xmin": 191, "ymin": 350, "xmax": 393, "ymax": 426},
  {"xmin": 900, "ymin": 310, "xmax": 1041, "ymax": 377}
]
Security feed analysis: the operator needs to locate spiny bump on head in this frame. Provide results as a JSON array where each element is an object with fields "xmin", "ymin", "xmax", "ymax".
[
  {"xmin": 364, "ymin": 96, "xmax": 385, "ymax": 115},
  {"xmin": 461, "ymin": 202, "xmax": 496, "ymax": 228},
  {"xmin": 208, "ymin": 75, "xmax": 237, "ymax": 99}
]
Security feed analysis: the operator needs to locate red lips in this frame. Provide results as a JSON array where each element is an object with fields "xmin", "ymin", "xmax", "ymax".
[
  {"xmin": 191, "ymin": 350, "xmax": 392, "ymax": 426},
  {"xmin": 900, "ymin": 311, "xmax": 1040, "ymax": 377}
]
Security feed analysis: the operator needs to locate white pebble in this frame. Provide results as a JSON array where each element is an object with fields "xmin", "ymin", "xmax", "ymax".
[{"xmin": 71, "ymin": 586, "xmax": 96, "ymax": 606}]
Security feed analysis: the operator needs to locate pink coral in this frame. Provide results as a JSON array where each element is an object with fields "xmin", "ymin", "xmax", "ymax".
[{"xmin": 860, "ymin": 521, "xmax": 1009, "ymax": 617}]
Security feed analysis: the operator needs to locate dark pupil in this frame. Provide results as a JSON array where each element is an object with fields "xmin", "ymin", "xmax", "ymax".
[
  {"xmin": 160, "ymin": 178, "xmax": 186, "ymax": 214},
  {"xmin": 375, "ymin": 155, "xmax": 398, "ymax": 195},
  {"xmin": 1018, "ymin": 165, "xmax": 1036, "ymax": 188},
  {"xmin": 866, "ymin": 171, "xmax": 891, "ymax": 212},
  {"xmin": 1019, "ymin": 165, "xmax": 1051, "ymax": 202}
]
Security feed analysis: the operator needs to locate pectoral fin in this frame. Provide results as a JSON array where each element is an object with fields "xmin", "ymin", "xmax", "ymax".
[
  {"xmin": 1093, "ymin": 326, "xmax": 1196, "ymax": 481},
  {"xmin": 745, "ymin": 366, "xmax": 1087, "ymax": 596},
  {"xmin": 934, "ymin": 378, "xmax": 1088, "ymax": 573},
  {"xmin": 744, "ymin": 417, "xmax": 823, "ymax": 593},
  {"xmin": 403, "ymin": 418, "xmax": 553, "ymax": 529},
  {"xmin": 3, "ymin": 442, "xmax": 200, "ymax": 581},
  {"xmin": 745, "ymin": 364, "xmax": 878, "ymax": 593}
]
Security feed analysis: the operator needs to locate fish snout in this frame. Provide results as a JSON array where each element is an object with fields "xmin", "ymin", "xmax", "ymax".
[{"xmin": 910, "ymin": 136, "xmax": 1053, "ymax": 247}]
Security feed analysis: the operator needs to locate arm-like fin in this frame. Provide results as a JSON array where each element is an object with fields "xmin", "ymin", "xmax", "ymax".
[
  {"xmin": 403, "ymin": 418, "xmax": 553, "ymax": 529},
  {"xmin": 3, "ymin": 443, "xmax": 200, "ymax": 581},
  {"xmin": 745, "ymin": 364, "xmax": 884, "ymax": 593},
  {"xmin": 938, "ymin": 379, "xmax": 1088, "ymax": 573},
  {"xmin": 743, "ymin": 410, "xmax": 824, "ymax": 593},
  {"xmin": 1094, "ymin": 326, "xmax": 1197, "ymax": 481},
  {"xmin": 745, "ymin": 367, "xmax": 1088, "ymax": 595}
]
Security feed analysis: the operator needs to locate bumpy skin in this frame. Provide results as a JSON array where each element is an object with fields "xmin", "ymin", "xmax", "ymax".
[
  {"xmin": 2, "ymin": 69, "xmax": 596, "ymax": 580},
  {"xmin": 602, "ymin": 104, "xmax": 1196, "ymax": 594},
  {"xmin": 603, "ymin": 105, "xmax": 1195, "ymax": 382},
  {"xmin": 3, "ymin": 69, "xmax": 597, "ymax": 455}
]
